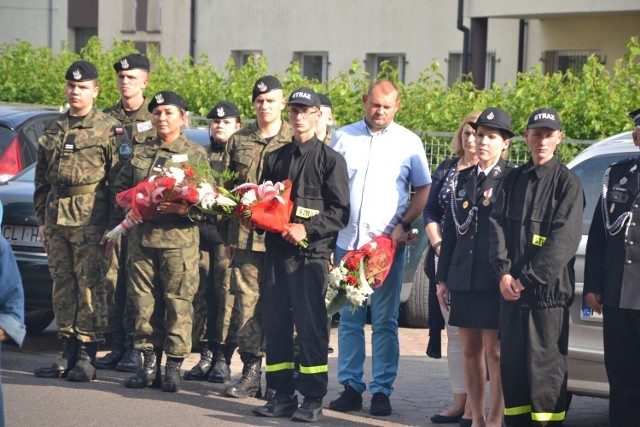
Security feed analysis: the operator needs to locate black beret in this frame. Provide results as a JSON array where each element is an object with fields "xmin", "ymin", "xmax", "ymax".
[
  {"xmin": 252, "ymin": 75, "xmax": 283, "ymax": 101},
  {"xmin": 114, "ymin": 54, "xmax": 150, "ymax": 72},
  {"xmin": 65, "ymin": 60, "xmax": 98, "ymax": 82},
  {"xmin": 469, "ymin": 107, "xmax": 514, "ymax": 138},
  {"xmin": 207, "ymin": 101, "xmax": 241, "ymax": 119},
  {"xmin": 318, "ymin": 93, "xmax": 332, "ymax": 108},
  {"xmin": 288, "ymin": 87, "xmax": 320, "ymax": 108},
  {"xmin": 148, "ymin": 91, "xmax": 188, "ymax": 112},
  {"xmin": 628, "ymin": 108, "xmax": 640, "ymax": 126}
]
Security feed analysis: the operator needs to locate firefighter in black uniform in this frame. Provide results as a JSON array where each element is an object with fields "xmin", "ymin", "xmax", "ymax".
[
  {"xmin": 489, "ymin": 108, "xmax": 584, "ymax": 426},
  {"xmin": 584, "ymin": 108, "xmax": 640, "ymax": 427},
  {"xmin": 251, "ymin": 87, "xmax": 349, "ymax": 422},
  {"xmin": 184, "ymin": 101, "xmax": 241, "ymax": 382}
]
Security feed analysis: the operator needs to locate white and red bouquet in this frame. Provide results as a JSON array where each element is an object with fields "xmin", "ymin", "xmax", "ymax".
[{"xmin": 326, "ymin": 235, "xmax": 397, "ymax": 315}]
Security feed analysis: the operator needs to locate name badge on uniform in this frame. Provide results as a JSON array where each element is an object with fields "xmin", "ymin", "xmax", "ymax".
[
  {"xmin": 532, "ymin": 234, "xmax": 547, "ymax": 247},
  {"xmin": 295, "ymin": 206, "xmax": 319, "ymax": 219},
  {"xmin": 172, "ymin": 154, "xmax": 188, "ymax": 163},
  {"xmin": 137, "ymin": 121, "xmax": 153, "ymax": 133},
  {"xmin": 62, "ymin": 135, "xmax": 76, "ymax": 157}
]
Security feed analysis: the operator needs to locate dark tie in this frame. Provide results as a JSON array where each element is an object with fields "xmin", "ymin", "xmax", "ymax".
[{"xmin": 476, "ymin": 171, "xmax": 486, "ymax": 193}]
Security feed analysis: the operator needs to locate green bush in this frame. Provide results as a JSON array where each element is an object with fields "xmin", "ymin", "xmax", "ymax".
[{"xmin": 1, "ymin": 36, "xmax": 639, "ymax": 146}]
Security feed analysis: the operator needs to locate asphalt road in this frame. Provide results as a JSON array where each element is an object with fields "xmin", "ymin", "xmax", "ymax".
[{"xmin": 1, "ymin": 324, "xmax": 610, "ymax": 426}]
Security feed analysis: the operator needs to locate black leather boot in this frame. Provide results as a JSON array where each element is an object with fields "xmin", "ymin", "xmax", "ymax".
[
  {"xmin": 208, "ymin": 344, "xmax": 231, "ymax": 384},
  {"xmin": 124, "ymin": 348, "xmax": 158, "ymax": 389},
  {"xmin": 224, "ymin": 353, "xmax": 262, "ymax": 398},
  {"xmin": 161, "ymin": 357, "xmax": 183, "ymax": 393},
  {"xmin": 34, "ymin": 336, "xmax": 78, "ymax": 378},
  {"xmin": 184, "ymin": 343, "xmax": 213, "ymax": 381},
  {"xmin": 95, "ymin": 330, "xmax": 125, "ymax": 370},
  {"xmin": 67, "ymin": 342, "xmax": 98, "ymax": 382},
  {"xmin": 115, "ymin": 335, "xmax": 142, "ymax": 373}
]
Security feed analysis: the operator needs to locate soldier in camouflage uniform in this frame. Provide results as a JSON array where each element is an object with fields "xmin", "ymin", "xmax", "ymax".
[
  {"xmin": 185, "ymin": 101, "xmax": 241, "ymax": 383},
  {"xmin": 222, "ymin": 76, "xmax": 293, "ymax": 399},
  {"xmin": 112, "ymin": 91, "xmax": 208, "ymax": 393},
  {"xmin": 96, "ymin": 53, "xmax": 156, "ymax": 374},
  {"xmin": 33, "ymin": 61, "xmax": 121, "ymax": 383}
]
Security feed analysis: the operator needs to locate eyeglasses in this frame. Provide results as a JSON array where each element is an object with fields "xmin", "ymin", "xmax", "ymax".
[{"xmin": 287, "ymin": 108, "xmax": 318, "ymax": 118}]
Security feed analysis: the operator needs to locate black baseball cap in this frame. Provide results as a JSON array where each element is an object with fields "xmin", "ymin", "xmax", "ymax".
[
  {"xmin": 288, "ymin": 87, "xmax": 320, "ymax": 108},
  {"xmin": 65, "ymin": 60, "xmax": 98, "ymax": 82},
  {"xmin": 628, "ymin": 108, "xmax": 640, "ymax": 126},
  {"xmin": 318, "ymin": 93, "xmax": 332, "ymax": 109},
  {"xmin": 527, "ymin": 108, "xmax": 562, "ymax": 131},
  {"xmin": 114, "ymin": 54, "xmax": 150, "ymax": 72},
  {"xmin": 207, "ymin": 101, "xmax": 241, "ymax": 119},
  {"xmin": 252, "ymin": 75, "xmax": 283, "ymax": 101},
  {"xmin": 469, "ymin": 107, "xmax": 514, "ymax": 138},
  {"xmin": 148, "ymin": 91, "xmax": 188, "ymax": 112}
]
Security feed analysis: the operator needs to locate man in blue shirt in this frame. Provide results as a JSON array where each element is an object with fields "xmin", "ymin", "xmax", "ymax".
[{"xmin": 329, "ymin": 79, "xmax": 431, "ymax": 416}]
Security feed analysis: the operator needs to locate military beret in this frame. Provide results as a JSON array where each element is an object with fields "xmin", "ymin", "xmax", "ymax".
[
  {"xmin": 207, "ymin": 101, "xmax": 241, "ymax": 120},
  {"xmin": 469, "ymin": 107, "xmax": 514, "ymax": 138},
  {"xmin": 288, "ymin": 87, "xmax": 320, "ymax": 108},
  {"xmin": 628, "ymin": 108, "xmax": 640, "ymax": 126},
  {"xmin": 318, "ymin": 93, "xmax": 332, "ymax": 109},
  {"xmin": 114, "ymin": 54, "xmax": 150, "ymax": 72},
  {"xmin": 252, "ymin": 75, "xmax": 283, "ymax": 101},
  {"xmin": 527, "ymin": 108, "xmax": 562, "ymax": 131},
  {"xmin": 148, "ymin": 91, "xmax": 188, "ymax": 112},
  {"xmin": 65, "ymin": 60, "xmax": 98, "ymax": 82}
]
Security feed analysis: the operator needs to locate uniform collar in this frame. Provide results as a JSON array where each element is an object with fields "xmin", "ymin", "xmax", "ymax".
[{"xmin": 524, "ymin": 155, "xmax": 559, "ymax": 178}]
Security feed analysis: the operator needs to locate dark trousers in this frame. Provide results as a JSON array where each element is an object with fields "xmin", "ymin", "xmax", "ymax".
[
  {"xmin": 500, "ymin": 302, "xmax": 569, "ymax": 427},
  {"xmin": 262, "ymin": 255, "xmax": 329, "ymax": 399},
  {"xmin": 603, "ymin": 305, "xmax": 640, "ymax": 427}
]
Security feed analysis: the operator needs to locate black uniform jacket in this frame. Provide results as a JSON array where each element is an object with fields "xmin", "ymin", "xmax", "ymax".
[
  {"xmin": 584, "ymin": 156, "xmax": 640, "ymax": 310},
  {"xmin": 437, "ymin": 158, "xmax": 513, "ymax": 292},
  {"xmin": 489, "ymin": 156, "xmax": 584, "ymax": 309},
  {"xmin": 259, "ymin": 136, "xmax": 350, "ymax": 258}
]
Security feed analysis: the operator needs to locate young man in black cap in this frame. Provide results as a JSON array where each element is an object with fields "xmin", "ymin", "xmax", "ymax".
[
  {"xmin": 97, "ymin": 53, "xmax": 155, "ymax": 374},
  {"xmin": 221, "ymin": 75, "xmax": 293, "ymax": 399},
  {"xmin": 34, "ymin": 60, "xmax": 121, "ymax": 382},
  {"xmin": 584, "ymin": 108, "xmax": 640, "ymax": 427},
  {"xmin": 252, "ymin": 87, "xmax": 349, "ymax": 422},
  {"xmin": 184, "ymin": 101, "xmax": 241, "ymax": 383},
  {"xmin": 489, "ymin": 108, "xmax": 584, "ymax": 426}
]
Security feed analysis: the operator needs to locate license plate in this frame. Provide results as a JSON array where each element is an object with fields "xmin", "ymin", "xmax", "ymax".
[
  {"xmin": 580, "ymin": 297, "xmax": 603, "ymax": 322},
  {"xmin": 1, "ymin": 224, "xmax": 42, "ymax": 248}
]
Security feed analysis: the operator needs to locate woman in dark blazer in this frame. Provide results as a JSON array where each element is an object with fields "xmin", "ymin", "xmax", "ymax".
[{"xmin": 436, "ymin": 107, "xmax": 515, "ymax": 427}]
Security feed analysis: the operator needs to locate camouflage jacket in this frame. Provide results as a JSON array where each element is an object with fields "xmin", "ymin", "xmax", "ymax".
[
  {"xmin": 34, "ymin": 107, "xmax": 120, "ymax": 227},
  {"xmin": 111, "ymin": 133, "xmax": 208, "ymax": 248},
  {"xmin": 222, "ymin": 120, "xmax": 293, "ymax": 251}
]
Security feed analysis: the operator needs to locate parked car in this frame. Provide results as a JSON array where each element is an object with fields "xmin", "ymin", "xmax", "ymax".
[{"xmin": 0, "ymin": 105, "xmax": 60, "ymax": 183}]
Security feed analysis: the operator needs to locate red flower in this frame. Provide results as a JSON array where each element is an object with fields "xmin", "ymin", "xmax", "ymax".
[
  {"xmin": 346, "ymin": 275, "xmax": 358, "ymax": 286},
  {"xmin": 182, "ymin": 164, "xmax": 196, "ymax": 178}
]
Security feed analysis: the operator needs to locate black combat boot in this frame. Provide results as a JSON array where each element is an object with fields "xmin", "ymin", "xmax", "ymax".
[
  {"xmin": 115, "ymin": 335, "xmax": 142, "ymax": 373},
  {"xmin": 124, "ymin": 348, "xmax": 158, "ymax": 389},
  {"xmin": 161, "ymin": 357, "xmax": 183, "ymax": 393},
  {"xmin": 184, "ymin": 343, "xmax": 213, "ymax": 381},
  {"xmin": 95, "ymin": 330, "xmax": 125, "ymax": 370},
  {"xmin": 67, "ymin": 342, "xmax": 98, "ymax": 382},
  {"xmin": 224, "ymin": 353, "xmax": 262, "ymax": 398},
  {"xmin": 34, "ymin": 336, "xmax": 78, "ymax": 378},
  {"xmin": 208, "ymin": 343, "xmax": 234, "ymax": 383}
]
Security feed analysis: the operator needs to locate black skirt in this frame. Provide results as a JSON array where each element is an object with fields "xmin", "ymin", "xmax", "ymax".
[{"xmin": 449, "ymin": 289, "xmax": 500, "ymax": 330}]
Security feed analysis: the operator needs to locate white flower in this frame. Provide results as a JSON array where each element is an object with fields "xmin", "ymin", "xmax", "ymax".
[
  {"xmin": 166, "ymin": 167, "xmax": 185, "ymax": 184},
  {"xmin": 197, "ymin": 183, "xmax": 216, "ymax": 209},
  {"xmin": 215, "ymin": 193, "xmax": 237, "ymax": 207},
  {"xmin": 240, "ymin": 188, "xmax": 258, "ymax": 206}
]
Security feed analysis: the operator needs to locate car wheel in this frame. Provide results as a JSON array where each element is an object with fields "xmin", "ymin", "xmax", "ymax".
[
  {"xmin": 402, "ymin": 250, "xmax": 429, "ymax": 328},
  {"xmin": 25, "ymin": 309, "xmax": 54, "ymax": 335}
]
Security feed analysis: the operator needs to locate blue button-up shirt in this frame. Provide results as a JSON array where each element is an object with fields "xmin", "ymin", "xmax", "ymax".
[{"xmin": 330, "ymin": 119, "xmax": 431, "ymax": 250}]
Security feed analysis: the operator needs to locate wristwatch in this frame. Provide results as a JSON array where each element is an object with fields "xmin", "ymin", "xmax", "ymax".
[{"xmin": 398, "ymin": 219, "xmax": 412, "ymax": 232}]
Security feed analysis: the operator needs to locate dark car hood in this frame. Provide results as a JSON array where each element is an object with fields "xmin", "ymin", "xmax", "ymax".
[{"xmin": 0, "ymin": 180, "xmax": 37, "ymax": 227}]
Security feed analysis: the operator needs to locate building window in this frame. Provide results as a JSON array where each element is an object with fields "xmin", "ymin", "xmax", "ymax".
[
  {"xmin": 366, "ymin": 53, "xmax": 406, "ymax": 82},
  {"xmin": 446, "ymin": 50, "xmax": 496, "ymax": 87},
  {"xmin": 231, "ymin": 50, "xmax": 263, "ymax": 66},
  {"xmin": 122, "ymin": 0, "xmax": 136, "ymax": 32},
  {"xmin": 74, "ymin": 28, "xmax": 97, "ymax": 53},
  {"xmin": 68, "ymin": 0, "xmax": 98, "ymax": 53},
  {"xmin": 542, "ymin": 50, "xmax": 601, "ymax": 76},
  {"xmin": 146, "ymin": 0, "xmax": 162, "ymax": 32},
  {"xmin": 292, "ymin": 52, "xmax": 328, "ymax": 82}
]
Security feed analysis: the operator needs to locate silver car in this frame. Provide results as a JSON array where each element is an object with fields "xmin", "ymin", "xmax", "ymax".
[{"xmin": 566, "ymin": 130, "xmax": 637, "ymax": 400}]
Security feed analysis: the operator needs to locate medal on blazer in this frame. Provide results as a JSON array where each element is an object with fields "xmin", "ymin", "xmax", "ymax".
[
  {"xmin": 610, "ymin": 202, "xmax": 616, "ymax": 213},
  {"xmin": 458, "ymin": 189, "xmax": 465, "ymax": 197},
  {"xmin": 482, "ymin": 188, "xmax": 493, "ymax": 206},
  {"xmin": 462, "ymin": 200, "xmax": 469, "ymax": 209},
  {"xmin": 620, "ymin": 177, "xmax": 627, "ymax": 185}
]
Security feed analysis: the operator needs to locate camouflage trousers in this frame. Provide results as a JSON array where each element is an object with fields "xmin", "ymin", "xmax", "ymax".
[
  {"xmin": 128, "ymin": 242, "xmax": 199, "ymax": 358},
  {"xmin": 192, "ymin": 244, "xmax": 238, "ymax": 347},
  {"xmin": 231, "ymin": 248, "xmax": 264, "ymax": 358},
  {"xmin": 104, "ymin": 236, "xmax": 136, "ymax": 337},
  {"xmin": 45, "ymin": 224, "xmax": 109, "ymax": 343}
]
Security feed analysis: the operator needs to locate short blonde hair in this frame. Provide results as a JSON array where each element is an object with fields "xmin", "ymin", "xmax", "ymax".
[{"xmin": 452, "ymin": 111, "xmax": 482, "ymax": 157}]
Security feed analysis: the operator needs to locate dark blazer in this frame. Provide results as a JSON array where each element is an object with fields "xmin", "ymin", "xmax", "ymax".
[
  {"xmin": 437, "ymin": 157, "xmax": 514, "ymax": 292},
  {"xmin": 585, "ymin": 157, "xmax": 640, "ymax": 310}
]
